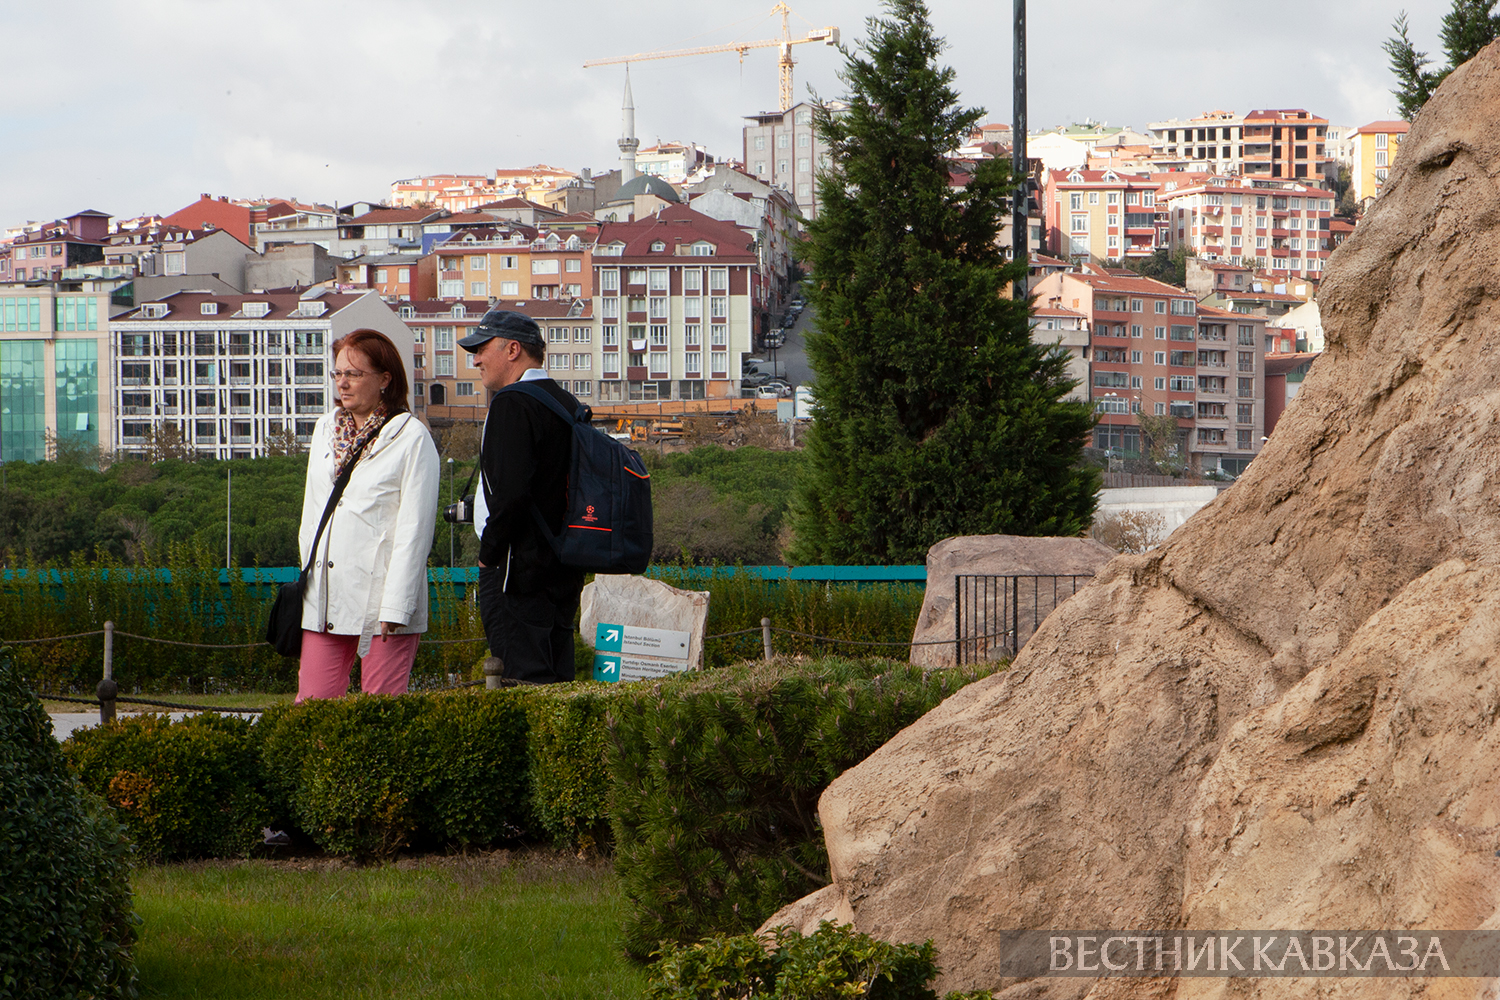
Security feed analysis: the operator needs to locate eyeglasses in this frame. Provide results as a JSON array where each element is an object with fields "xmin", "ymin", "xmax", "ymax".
[{"xmin": 331, "ymin": 369, "xmax": 371, "ymax": 382}]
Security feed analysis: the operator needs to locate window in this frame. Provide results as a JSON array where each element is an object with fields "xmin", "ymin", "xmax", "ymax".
[
  {"xmin": 1155, "ymin": 326, "xmax": 1166, "ymax": 339},
  {"xmin": 1238, "ymin": 378, "xmax": 1253, "ymax": 397},
  {"xmin": 710, "ymin": 325, "xmax": 728, "ymax": 347},
  {"xmin": 469, "ymin": 256, "xmax": 486, "ymax": 271},
  {"xmin": 1070, "ymin": 193, "xmax": 1083, "ymax": 210},
  {"xmin": 1154, "ymin": 351, "xmax": 1166, "ymax": 365},
  {"xmin": 470, "ymin": 281, "xmax": 486, "ymax": 296},
  {"xmin": 684, "ymin": 270, "xmax": 701, "ymax": 292},
  {"xmin": 1071, "ymin": 214, "xmax": 1089, "ymax": 233},
  {"xmin": 435, "ymin": 327, "xmax": 454, "ymax": 351},
  {"xmin": 1131, "ymin": 351, "xmax": 1142, "ymax": 363},
  {"xmin": 1088, "ymin": 192, "xmax": 1098, "ymax": 204},
  {"xmin": 548, "ymin": 326, "xmax": 569, "ymax": 343},
  {"xmin": 532, "ymin": 259, "xmax": 559, "ymax": 275},
  {"xmin": 574, "ymin": 326, "xmax": 591, "ymax": 343},
  {"xmin": 1154, "ymin": 301, "xmax": 1166, "ymax": 314},
  {"xmin": 439, "ymin": 279, "xmax": 463, "ymax": 298},
  {"xmin": 684, "ymin": 324, "xmax": 701, "ymax": 346},
  {"xmin": 602, "ymin": 325, "xmax": 619, "ymax": 346},
  {"xmin": 456, "ymin": 382, "xmax": 476, "ymax": 396},
  {"xmin": 573, "ymin": 353, "xmax": 591, "ymax": 371},
  {"xmin": 399, "ymin": 267, "xmax": 410, "ymax": 282},
  {"xmin": 436, "ymin": 355, "xmax": 455, "ymax": 377},
  {"xmin": 602, "ymin": 354, "xmax": 620, "ymax": 375},
  {"xmin": 778, "ymin": 159, "xmax": 789, "ymax": 174},
  {"xmin": 1237, "ymin": 403, "xmax": 1254, "ymax": 424},
  {"xmin": 710, "ymin": 351, "xmax": 728, "ymax": 373},
  {"xmin": 500, "ymin": 281, "xmax": 519, "ymax": 296},
  {"xmin": 1131, "ymin": 325, "xmax": 1142, "ymax": 338},
  {"xmin": 601, "ymin": 269, "xmax": 619, "ymax": 291},
  {"xmin": 755, "ymin": 135, "xmax": 766, "ymax": 150},
  {"xmin": 548, "ymin": 354, "xmax": 570, "ymax": 371},
  {"xmin": 1131, "ymin": 299, "xmax": 1143, "ymax": 312},
  {"xmin": 573, "ymin": 380, "xmax": 592, "ymax": 397},
  {"xmin": 777, "ymin": 134, "xmax": 789, "ymax": 148},
  {"xmin": 649, "ymin": 325, "xmax": 669, "ymax": 347}
]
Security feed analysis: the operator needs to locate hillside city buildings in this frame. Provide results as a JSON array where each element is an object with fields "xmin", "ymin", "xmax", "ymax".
[{"xmin": 0, "ymin": 98, "xmax": 1403, "ymax": 478}]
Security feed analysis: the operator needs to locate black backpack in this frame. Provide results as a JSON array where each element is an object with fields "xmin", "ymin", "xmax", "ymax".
[{"xmin": 500, "ymin": 380, "xmax": 653, "ymax": 574}]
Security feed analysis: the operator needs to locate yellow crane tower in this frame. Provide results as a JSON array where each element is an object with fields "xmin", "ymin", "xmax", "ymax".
[{"xmin": 584, "ymin": 3, "xmax": 839, "ymax": 113}]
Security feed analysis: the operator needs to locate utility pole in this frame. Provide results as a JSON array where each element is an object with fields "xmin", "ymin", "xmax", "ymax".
[
  {"xmin": 226, "ymin": 468, "xmax": 232, "ymax": 569},
  {"xmin": 1012, "ymin": 0, "xmax": 1028, "ymax": 300}
]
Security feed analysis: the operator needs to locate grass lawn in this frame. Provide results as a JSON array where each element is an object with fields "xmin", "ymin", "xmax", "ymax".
[
  {"xmin": 131, "ymin": 849, "xmax": 649, "ymax": 1000},
  {"xmin": 40, "ymin": 692, "xmax": 298, "ymax": 714}
]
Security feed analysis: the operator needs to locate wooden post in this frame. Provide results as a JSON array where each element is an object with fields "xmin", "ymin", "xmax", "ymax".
[
  {"xmin": 761, "ymin": 617, "xmax": 774, "ymax": 661},
  {"xmin": 97, "ymin": 620, "xmax": 117, "ymax": 725}
]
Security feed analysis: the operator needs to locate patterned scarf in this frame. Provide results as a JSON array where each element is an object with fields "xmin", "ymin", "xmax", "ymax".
[{"xmin": 331, "ymin": 403, "xmax": 388, "ymax": 477}]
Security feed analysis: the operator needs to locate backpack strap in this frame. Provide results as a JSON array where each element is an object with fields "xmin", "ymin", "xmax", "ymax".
[{"xmin": 500, "ymin": 379, "xmax": 589, "ymax": 425}]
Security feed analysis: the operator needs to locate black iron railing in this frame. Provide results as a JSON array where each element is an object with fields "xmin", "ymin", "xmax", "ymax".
[{"xmin": 953, "ymin": 574, "xmax": 1094, "ymax": 665}]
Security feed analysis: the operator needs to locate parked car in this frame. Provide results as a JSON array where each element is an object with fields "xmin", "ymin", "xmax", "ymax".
[
  {"xmin": 742, "ymin": 373, "xmax": 772, "ymax": 387},
  {"xmin": 755, "ymin": 385, "xmax": 783, "ymax": 399}
]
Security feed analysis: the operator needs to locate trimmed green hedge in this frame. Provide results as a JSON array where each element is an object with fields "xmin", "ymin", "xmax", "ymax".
[
  {"xmin": 63, "ymin": 712, "xmax": 271, "ymax": 862},
  {"xmin": 60, "ymin": 658, "xmax": 997, "ymax": 958},
  {"xmin": 608, "ymin": 658, "xmax": 999, "ymax": 959},
  {"xmin": 2, "ymin": 651, "xmax": 138, "ymax": 999}
]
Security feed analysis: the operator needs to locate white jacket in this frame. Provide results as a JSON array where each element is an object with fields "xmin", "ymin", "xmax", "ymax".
[{"xmin": 298, "ymin": 410, "xmax": 440, "ymax": 656}]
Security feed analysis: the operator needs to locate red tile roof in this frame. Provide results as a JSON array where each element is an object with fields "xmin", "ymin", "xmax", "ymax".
[
  {"xmin": 595, "ymin": 205, "xmax": 757, "ymax": 261},
  {"xmin": 349, "ymin": 208, "xmax": 445, "ymax": 224},
  {"xmin": 1064, "ymin": 272, "xmax": 1192, "ymax": 297}
]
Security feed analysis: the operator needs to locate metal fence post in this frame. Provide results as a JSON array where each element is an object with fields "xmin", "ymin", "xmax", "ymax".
[
  {"xmin": 97, "ymin": 620, "xmax": 117, "ymax": 725},
  {"xmin": 954, "ymin": 575, "xmax": 963, "ymax": 666},
  {"xmin": 761, "ymin": 617, "xmax": 774, "ymax": 661}
]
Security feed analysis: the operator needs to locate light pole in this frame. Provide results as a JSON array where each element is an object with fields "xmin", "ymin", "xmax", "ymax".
[{"xmin": 446, "ymin": 457, "xmax": 455, "ymax": 568}]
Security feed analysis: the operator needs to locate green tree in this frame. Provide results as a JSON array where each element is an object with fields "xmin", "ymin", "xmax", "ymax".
[
  {"xmin": 1123, "ymin": 246, "xmax": 1192, "ymax": 287},
  {"xmin": 1386, "ymin": 3, "xmax": 1500, "ymax": 120},
  {"xmin": 789, "ymin": 0, "xmax": 1099, "ymax": 565}
]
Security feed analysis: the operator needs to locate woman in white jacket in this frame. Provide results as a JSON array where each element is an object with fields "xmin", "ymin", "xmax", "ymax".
[{"xmin": 295, "ymin": 329, "xmax": 440, "ymax": 702}]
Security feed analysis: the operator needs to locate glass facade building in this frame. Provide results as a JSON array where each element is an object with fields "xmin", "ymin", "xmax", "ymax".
[
  {"xmin": 54, "ymin": 340, "xmax": 99, "ymax": 451},
  {"xmin": 0, "ymin": 341, "xmax": 46, "ymax": 462}
]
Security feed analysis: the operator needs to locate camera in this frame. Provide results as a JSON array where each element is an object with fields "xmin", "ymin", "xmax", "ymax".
[{"xmin": 443, "ymin": 494, "xmax": 476, "ymax": 524}]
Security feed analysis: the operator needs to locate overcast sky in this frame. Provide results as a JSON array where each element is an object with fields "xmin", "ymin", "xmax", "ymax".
[{"xmin": 0, "ymin": 0, "xmax": 1439, "ymax": 228}]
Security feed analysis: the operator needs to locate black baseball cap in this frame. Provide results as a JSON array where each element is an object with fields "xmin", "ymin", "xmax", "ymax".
[{"xmin": 457, "ymin": 308, "xmax": 543, "ymax": 350}]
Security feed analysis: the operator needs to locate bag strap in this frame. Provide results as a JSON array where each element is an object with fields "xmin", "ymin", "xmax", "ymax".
[
  {"xmin": 501, "ymin": 378, "xmax": 590, "ymax": 425},
  {"xmin": 299, "ymin": 422, "xmax": 377, "ymax": 583}
]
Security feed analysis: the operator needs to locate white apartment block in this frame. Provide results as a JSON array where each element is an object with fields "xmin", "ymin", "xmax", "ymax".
[
  {"xmin": 1157, "ymin": 176, "xmax": 1334, "ymax": 279},
  {"xmin": 110, "ymin": 290, "xmax": 413, "ymax": 459}
]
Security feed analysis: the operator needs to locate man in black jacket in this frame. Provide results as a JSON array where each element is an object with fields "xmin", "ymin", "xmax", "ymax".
[{"xmin": 459, "ymin": 309, "xmax": 585, "ymax": 683}]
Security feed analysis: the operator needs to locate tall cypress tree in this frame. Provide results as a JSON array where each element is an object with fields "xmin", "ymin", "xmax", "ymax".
[{"xmin": 788, "ymin": 0, "xmax": 1098, "ymax": 566}]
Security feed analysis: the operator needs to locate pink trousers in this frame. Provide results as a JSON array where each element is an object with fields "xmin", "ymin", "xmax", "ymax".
[{"xmin": 295, "ymin": 630, "xmax": 421, "ymax": 703}]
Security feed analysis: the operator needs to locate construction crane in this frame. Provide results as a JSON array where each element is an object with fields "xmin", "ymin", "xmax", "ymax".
[{"xmin": 584, "ymin": 3, "xmax": 838, "ymax": 113}]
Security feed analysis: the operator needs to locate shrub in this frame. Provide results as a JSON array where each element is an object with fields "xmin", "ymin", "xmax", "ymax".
[
  {"xmin": 609, "ymin": 658, "xmax": 999, "ymax": 959},
  {"xmin": 647, "ymin": 922, "xmax": 997, "ymax": 1000},
  {"xmin": 521, "ymin": 684, "xmax": 625, "ymax": 850},
  {"xmin": 62, "ymin": 712, "xmax": 271, "ymax": 862},
  {"xmin": 256, "ymin": 689, "xmax": 531, "ymax": 857},
  {"xmin": 0, "ymin": 650, "xmax": 138, "ymax": 999}
]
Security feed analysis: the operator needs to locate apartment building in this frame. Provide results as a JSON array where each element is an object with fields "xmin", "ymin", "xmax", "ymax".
[
  {"xmin": 1242, "ymin": 109, "xmax": 1333, "ymax": 185},
  {"xmin": 1030, "ymin": 269, "xmax": 1266, "ymax": 476},
  {"xmin": 108, "ymin": 290, "xmax": 412, "ymax": 460},
  {"xmin": 162, "ymin": 194, "xmax": 254, "ymax": 245},
  {"xmin": 388, "ymin": 174, "xmax": 492, "ymax": 211},
  {"xmin": 1148, "ymin": 109, "xmax": 1334, "ymax": 186},
  {"xmin": 0, "ymin": 210, "xmax": 109, "ymax": 282},
  {"xmin": 1042, "ymin": 168, "xmax": 1167, "ymax": 263},
  {"xmin": 1157, "ymin": 175, "xmax": 1334, "ymax": 279},
  {"xmin": 400, "ymin": 298, "xmax": 595, "ymax": 425},
  {"xmin": 0, "ymin": 282, "xmax": 113, "ymax": 462},
  {"xmin": 1148, "ymin": 110, "xmax": 1245, "ymax": 173},
  {"xmin": 336, "ymin": 255, "xmax": 418, "ymax": 301},
  {"xmin": 593, "ymin": 205, "xmax": 759, "ymax": 404},
  {"xmin": 742, "ymin": 101, "xmax": 845, "ymax": 219},
  {"xmin": 102, "ymin": 227, "xmax": 253, "ymax": 298},
  {"xmin": 417, "ymin": 228, "xmax": 592, "ymax": 302},
  {"xmin": 1351, "ymin": 121, "xmax": 1409, "ymax": 204},
  {"xmin": 1029, "ymin": 302, "xmax": 1089, "ymax": 402},
  {"xmin": 636, "ymin": 142, "xmax": 715, "ymax": 185}
]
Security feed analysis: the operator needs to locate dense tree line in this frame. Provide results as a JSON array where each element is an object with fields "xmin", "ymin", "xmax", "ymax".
[{"xmin": 0, "ymin": 442, "xmax": 806, "ymax": 569}]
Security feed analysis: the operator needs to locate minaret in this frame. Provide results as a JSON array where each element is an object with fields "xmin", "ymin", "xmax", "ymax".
[{"xmin": 618, "ymin": 67, "xmax": 640, "ymax": 183}]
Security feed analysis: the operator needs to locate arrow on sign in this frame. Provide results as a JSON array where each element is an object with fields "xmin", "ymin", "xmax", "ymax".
[{"xmin": 606, "ymin": 628, "xmax": 620, "ymax": 642}]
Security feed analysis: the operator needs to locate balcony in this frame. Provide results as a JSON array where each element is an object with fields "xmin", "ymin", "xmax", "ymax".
[
  {"xmin": 120, "ymin": 406, "xmax": 150, "ymax": 415},
  {"xmin": 267, "ymin": 405, "xmax": 284, "ymax": 415},
  {"xmin": 296, "ymin": 434, "xmax": 313, "ymax": 445},
  {"xmin": 1195, "ymin": 410, "xmax": 1229, "ymax": 422},
  {"xmin": 195, "ymin": 375, "xmax": 218, "ymax": 385},
  {"xmin": 229, "ymin": 376, "xmax": 252, "ymax": 386},
  {"xmin": 230, "ymin": 435, "xmax": 252, "ymax": 445},
  {"xmin": 1197, "ymin": 359, "xmax": 1228, "ymax": 369},
  {"xmin": 1270, "ymin": 246, "xmax": 1290, "ymax": 257},
  {"xmin": 161, "ymin": 406, "xmax": 180, "ymax": 416},
  {"xmin": 162, "ymin": 376, "xmax": 179, "ymax": 386},
  {"xmin": 295, "ymin": 405, "xmax": 323, "ymax": 415},
  {"xmin": 295, "ymin": 374, "xmax": 323, "ymax": 384},
  {"xmin": 119, "ymin": 376, "xmax": 150, "ymax": 386},
  {"xmin": 1202, "ymin": 225, "xmax": 1223, "ymax": 237},
  {"xmin": 230, "ymin": 406, "xmax": 253, "ymax": 415}
]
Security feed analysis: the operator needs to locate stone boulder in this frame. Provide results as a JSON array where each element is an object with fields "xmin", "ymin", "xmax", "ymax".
[
  {"xmin": 762, "ymin": 44, "xmax": 1500, "ymax": 996},
  {"xmin": 579, "ymin": 574, "xmax": 710, "ymax": 670},
  {"xmin": 909, "ymin": 534, "xmax": 1115, "ymax": 666}
]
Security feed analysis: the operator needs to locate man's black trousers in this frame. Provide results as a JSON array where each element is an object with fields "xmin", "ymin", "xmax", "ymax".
[{"xmin": 477, "ymin": 566, "xmax": 579, "ymax": 684}]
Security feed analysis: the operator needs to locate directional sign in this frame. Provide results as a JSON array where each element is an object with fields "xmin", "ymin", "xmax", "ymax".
[{"xmin": 593, "ymin": 622, "xmax": 694, "ymax": 683}]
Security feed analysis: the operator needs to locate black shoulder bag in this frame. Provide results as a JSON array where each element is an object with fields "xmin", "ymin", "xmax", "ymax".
[{"xmin": 265, "ymin": 431, "xmax": 376, "ymax": 657}]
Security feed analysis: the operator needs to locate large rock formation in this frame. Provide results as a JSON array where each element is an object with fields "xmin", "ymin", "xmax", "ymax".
[{"xmin": 762, "ymin": 45, "xmax": 1500, "ymax": 996}]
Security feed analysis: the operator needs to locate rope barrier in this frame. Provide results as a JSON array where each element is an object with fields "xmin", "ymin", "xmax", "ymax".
[
  {"xmin": 40, "ymin": 693, "xmax": 262, "ymax": 713},
  {"xmin": 1, "ymin": 630, "xmax": 105, "ymax": 645},
  {"xmin": 112, "ymin": 630, "xmax": 267, "ymax": 649}
]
